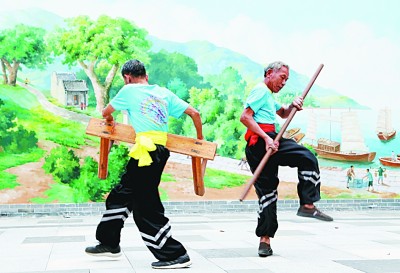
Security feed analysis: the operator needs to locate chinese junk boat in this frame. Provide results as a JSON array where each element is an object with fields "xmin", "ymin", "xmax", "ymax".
[
  {"xmin": 310, "ymin": 110, "xmax": 376, "ymax": 162},
  {"xmin": 376, "ymin": 108, "xmax": 396, "ymax": 141}
]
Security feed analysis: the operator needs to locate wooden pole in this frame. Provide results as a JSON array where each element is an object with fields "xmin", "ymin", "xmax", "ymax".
[{"xmin": 239, "ymin": 64, "xmax": 324, "ymax": 201}]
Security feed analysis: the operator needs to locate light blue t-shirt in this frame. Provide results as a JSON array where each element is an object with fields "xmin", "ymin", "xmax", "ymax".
[
  {"xmin": 110, "ymin": 84, "xmax": 189, "ymax": 133},
  {"xmin": 244, "ymin": 82, "xmax": 282, "ymax": 124}
]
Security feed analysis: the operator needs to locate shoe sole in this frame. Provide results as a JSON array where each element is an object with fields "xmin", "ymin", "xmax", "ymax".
[
  {"xmin": 85, "ymin": 251, "xmax": 122, "ymax": 258},
  {"xmin": 258, "ymin": 252, "xmax": 273, "ymax": 257},
  {"xmin": 297, "ymin": 212, "xmax": 333, "ymax": 222},
  {"xmin": 152, "ymin": 260, "xmax": 192, "ymax": 269}
]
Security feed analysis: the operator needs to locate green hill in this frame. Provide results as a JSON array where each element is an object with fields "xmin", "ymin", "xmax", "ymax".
[{"xmin": 0, "ymin": 7, "xmax": 65, "ymax": 30}]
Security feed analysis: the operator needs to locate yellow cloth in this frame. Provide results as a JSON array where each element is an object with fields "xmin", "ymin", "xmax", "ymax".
[{"xmin": 128, "ymin": 131, "xmax": 167, "ymax": 167}]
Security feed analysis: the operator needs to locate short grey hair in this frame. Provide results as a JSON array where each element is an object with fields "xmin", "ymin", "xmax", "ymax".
[{"xmin": 264, "ymin": 61, "xmax": 289, "ymax": 76}]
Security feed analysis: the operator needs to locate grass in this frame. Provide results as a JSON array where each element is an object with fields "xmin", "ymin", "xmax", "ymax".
[
  {"xmin": 30, "ymin": 183, "xmax": 75, "ymax": 203},
  {"xmin": 204, "ymin": 168, "xmax": 251, "ymax": 189},
  {"xmin": 0, "ymin": 148, "xmax": 45, "ymax": 189},
  {"xmin": 161, "ymin": 173, "xmax": 176, "ymax": 182},
  {"xmin": 1, "ymin": 85, "xmax": 94, "ymax": 148}
]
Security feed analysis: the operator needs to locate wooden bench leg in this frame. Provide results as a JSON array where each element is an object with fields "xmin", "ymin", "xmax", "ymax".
[
  {"xmin": 98, "ymin": 137, "xmax": 112, "ymax": 179},
  {"xmin": 192, "ymin": 156, "xmax": 205, "ymax": 196}
]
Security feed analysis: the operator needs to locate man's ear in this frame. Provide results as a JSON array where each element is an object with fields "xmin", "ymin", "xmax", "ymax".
[{"xmin": 265, "ymin": 69, "xmax": 273, "ymax": 77}]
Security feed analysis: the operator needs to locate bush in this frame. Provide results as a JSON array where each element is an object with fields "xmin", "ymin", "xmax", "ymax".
[{"xmin": 43, "ymin": 146, "xmax": 80, "ymax": 184}]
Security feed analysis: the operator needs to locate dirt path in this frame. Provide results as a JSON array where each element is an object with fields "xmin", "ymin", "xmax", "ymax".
[
  {"xmin": 1, "ymin": 160, "xmax": 53, "ymax": 204},
  {"xmin": 0, "ymin": 140, "xmax": 98, "ymax": 204}
]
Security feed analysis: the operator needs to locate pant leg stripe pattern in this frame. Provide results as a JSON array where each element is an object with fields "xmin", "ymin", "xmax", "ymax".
[
  {"xmin": 100, "ymin": 208, "xmax": 130, "ymax": 222},
  {"xmin": 299, "ymin": 170, "xmax": 321, "ymax": 186},
  {"xmin": 258, "ymin": 190, "xmax": 278, "ymax": 214},
  {"xmin": 141, "ymin": 222, "xmax": 172, "ymax": 249}
]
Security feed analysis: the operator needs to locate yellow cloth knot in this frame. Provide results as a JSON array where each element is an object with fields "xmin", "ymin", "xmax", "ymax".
[{"xmin": 128, "ymin": 131, "xmax": 167, "ymax": 167}]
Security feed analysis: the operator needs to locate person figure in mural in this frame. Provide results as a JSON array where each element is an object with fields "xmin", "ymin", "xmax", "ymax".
[
  {"xmin": 85, "ymin": 59, "xmax": 203, "ymax": 269},
  {"xmin": 377, "ymin": 166, "xmax": 385, "ymax": 185},
  {"xmin": 240, "ymin": 61, "xmax": 333, "ymax": 258},
  {"xmin": 24, "ymin": 78, "xmax": 29, "ymax": 85},
  {"xmin": 346, "ymin": 165, "xmax": 355, "ymax": 189},
  {"xmin": 392, "ymin": 151, "xmax": 397, "ymax": 162},
  {"xmin": 363, "ymin": 168, "xmax": 374, "ymax": 191},
  {"xmin": 238, "ymin": 156, "xmax": 250, "ymax": 170}
]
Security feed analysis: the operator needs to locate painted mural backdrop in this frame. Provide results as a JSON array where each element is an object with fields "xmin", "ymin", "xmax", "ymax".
[{"xmin": 1, "ymin": 0, "xmax": 399, "ymax": 204}]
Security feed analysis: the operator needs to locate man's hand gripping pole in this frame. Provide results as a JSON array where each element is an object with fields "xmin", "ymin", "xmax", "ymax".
[{"xmin": 239, "ymin": 64, "xmax": 324, "ymax": 202}]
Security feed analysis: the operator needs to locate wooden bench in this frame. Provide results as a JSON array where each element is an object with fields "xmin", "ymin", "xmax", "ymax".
[{"xmin": 85, "ymin": 118, "xmax": 218, "ymax": 196}]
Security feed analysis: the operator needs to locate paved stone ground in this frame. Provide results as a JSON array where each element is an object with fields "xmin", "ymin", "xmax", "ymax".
[{"xmin": 0, "ymin": 210, "xmax": 399, "ymax": 273}]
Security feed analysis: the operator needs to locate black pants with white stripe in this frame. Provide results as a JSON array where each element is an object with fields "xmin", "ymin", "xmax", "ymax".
[
  {"xmin": 95, "ymin": 145, "xmax": 187, "ymax": 261},
  {"xmin": 245, "ymin": 132, "xmax": 321, "ymax": 238}
]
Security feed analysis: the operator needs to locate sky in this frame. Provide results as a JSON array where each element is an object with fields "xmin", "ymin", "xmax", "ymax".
[{"xmin": 1, "ymin": 0, "xmax": 400, "ymax": 109}]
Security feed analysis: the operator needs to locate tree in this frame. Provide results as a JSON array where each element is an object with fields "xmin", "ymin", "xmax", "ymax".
[
  {"xmin": 187, "ymin": 67, "xmax": 248, "ymax": 158},
  {"xmin": 48, "ymin": 15, "xmax": 151, "ymax": 112},
  {"xmin": 147, "ymin": 50, "xmax": 205, "ymax": 92},
  {"xmin": 0, "ymin": 24, "xmax": 50, "ymax": 86}
]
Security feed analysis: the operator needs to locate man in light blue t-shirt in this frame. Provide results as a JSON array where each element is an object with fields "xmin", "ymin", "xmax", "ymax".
[
  {"xmin": 85, "ymin": 59, "xmax": 203, "ymax": 269},
  {"xmin": 240, "ymin": 61, "xmax": 333, "ymax": 258}
]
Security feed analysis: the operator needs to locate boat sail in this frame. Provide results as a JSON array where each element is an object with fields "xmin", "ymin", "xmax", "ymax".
[
  {"xmin": 376, "ymin": 108, "xmax": 396, "ymax": 141},
  {"xmin": 311, "ymin": 110, "xmax": 376, "ymax": 162},
  {"xmin": 305, "ymin": 111, "xmax": 318, "ymax": 145},
  {"xmin": 341, "ymin": 111, "xmax": 369, "ymax": 152}
]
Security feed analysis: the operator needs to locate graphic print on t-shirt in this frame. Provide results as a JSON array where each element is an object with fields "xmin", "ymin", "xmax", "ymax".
[{"xmin": 141, "ymin": 95, "xmax": 168, "ymax": 126}]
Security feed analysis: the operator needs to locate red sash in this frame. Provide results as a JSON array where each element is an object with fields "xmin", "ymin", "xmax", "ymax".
[{"xmin": 244, "ymin": 124, "xmax": 275, "ymax": 146}]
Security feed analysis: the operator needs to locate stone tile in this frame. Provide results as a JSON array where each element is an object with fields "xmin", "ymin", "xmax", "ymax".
[
  {"xmin": 173, "ymin": 224, "xmax": 213, "ymax": 230},
  {"xmin": 178, "ymin": 234, "xmax": 210, "ymax": 242},
  {"xmin": 23, "ymin": 236, "xmax": 85, "ymax": 244},
  {"xmin": 225, "ymin": 268, "xmax": 274, "ymax": 273},
  {"xmin": 38, "ymin": 219, "xmax": 84, "ymax": 224},
  {"xmin": 276, "ymin": 230, "xmax": 314, "ymax": 236},
  {"xmin": 344, "ymin": 221, "xmax": 399, "ymax": 226},
  {"xmin": 373, "ymin": 239, "xmax": 400, "ymax": 245},
  {"xmin": 334, "ymin": 259, "xmax": 400, "ymax": 273},
  {"xmin": 195, "ymin": 248, "xmax": 257, "ymax": 258}
]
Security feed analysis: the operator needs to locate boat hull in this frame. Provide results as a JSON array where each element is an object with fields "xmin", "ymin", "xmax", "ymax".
[
  {"xmin": 379, "ymin": 157, "xmax": 400, "ymax": 167},
  {"xmin": 314, "ymin": 149, "xmax": 376, "ymax": 162},
  {"xmin": 377, "ymin": 130, "xmax": 396, "ymax": 141}
]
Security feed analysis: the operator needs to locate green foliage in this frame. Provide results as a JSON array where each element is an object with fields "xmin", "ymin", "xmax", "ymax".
[
  {"xmin": 187, "ymin": 67, "xmax": 248, "ymax": 157},
  {"xmin": 0, "ymin": 97, "xmax": 38, "ymax": 153},
  {"xmin": 148, "ymin": 50, "xmax": 204, "ymax": 91},
  {"xmin": 69, "ymin": 156, "xmax": 106, "ymax": 202},
  {"xmin": 0, "ymin": 24, "xmax": 50, "ymax": 69},
  {"xmin": 168, "ymin": 78, "xmax": 189, "ymax": 101},
  {"xmin": 47, "ymin": 15, "xmax": 152, "ymax": 109},
  {"xmin": 43, "ymin": 146, "xmax": 80, "ymax": 184},
  {"xmin": 106, "ymin": 144, "xmax": 130, "ymax": 189},
  {"xmin": 0, "ymin": 24, "xmax": 51, "ymax": 85},
  {"xmin": 48, "ymin": 15, "xmax": 151, "ymax": 65},
  {"xmin": 3, "ymin": 125, "xmax": 38, "ymax": 153},
  {"xmin": 68, "ymin": 144, "xmax": 129, "ymax": 202}
]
